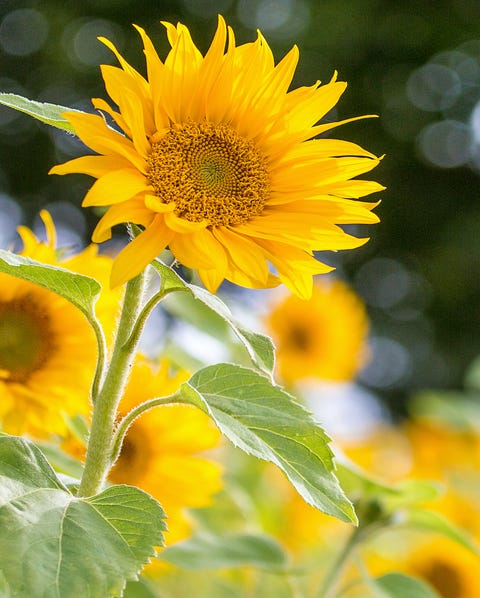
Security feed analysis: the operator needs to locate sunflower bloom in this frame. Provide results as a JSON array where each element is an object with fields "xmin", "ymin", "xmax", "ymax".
[
  {"xmin": 0, "ymin": 211, "xmax": 121, "ymax": 436},
  {"xmin": 108, "ymin": 356, "xmax": 223, "ymax": 544},
  {"xmin": 265, "ymin": 278, "xmax": 369, "ymax": 383},
  {"xmin": 50, "ymin": 17, "xmax": 383, "ymax": 299},
  {"xmin": 367, "ymin": 537, "xmax": 480, "ymax": 598}
]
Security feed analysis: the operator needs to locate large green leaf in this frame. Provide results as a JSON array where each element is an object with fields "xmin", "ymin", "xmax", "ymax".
[
  {"xmin": 160, "ymin": 532, "xmax": 288, "ymax": 570},
  {"xmin": 180, "ymin": 363, "xmax": 356, "ymax": 523},
  {"xmin": 0, "ymin": 436, "xmax": 166, "ymax": 598},
  {"xmin": 0, "ymin": 249, "xmax": 101, "ymax": 321},
  {"xmin": 372, "ymin": 573, "xmax": 440, "ymax": 597},
  {"xmin": 0, "ymin": 93, "xmax": 81, "ymax": 132},
  {"xmin": 151, "ymin": 260, "xmax": 275, "ymax": 375}
]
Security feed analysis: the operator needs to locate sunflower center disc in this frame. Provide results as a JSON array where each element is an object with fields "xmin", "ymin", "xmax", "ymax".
[
  {"xmin": 0, "ymin": 299, "xmax": 51, "ymax": 382},
  {"xmin": 146, "ymin": 121, "xmax": 269, "ymax": 226}
]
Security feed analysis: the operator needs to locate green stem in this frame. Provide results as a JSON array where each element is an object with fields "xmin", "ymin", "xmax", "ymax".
[
  {"xmin": 110, "ymin": 393, "xmax": 181, "ymax": 464},
  {"xmin": 77, "ymin": 271, "xmax": 148, "ymax": 497},
  {"xmin": 124, "ymin": 286, "xmax": 179, "ymax": 351},
  {"xmin": 90, "ymin": 316, "xmax": 107, "ymax": 403},
  {"xmin": 315, "ymin": 526, "xmax": 362, "ymax": 598}
]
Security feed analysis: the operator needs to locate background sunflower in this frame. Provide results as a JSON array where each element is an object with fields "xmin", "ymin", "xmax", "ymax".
[{"xmin": 0, "ymin": 211, "xmax": 121, "ymax": 436}]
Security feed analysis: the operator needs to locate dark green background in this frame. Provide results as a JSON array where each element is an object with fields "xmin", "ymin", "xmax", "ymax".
[{"xmin": 1, "ymin": 0, "xmax": 480, "ymax": 414}]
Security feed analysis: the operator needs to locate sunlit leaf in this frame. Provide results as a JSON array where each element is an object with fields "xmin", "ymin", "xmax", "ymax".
[
  {"xmin": 0, "ymin": 92, "xmax": 81, "ymax": 132},
  {"xmin": 0, "ymin": 249, "xmax": 101, "ymax": 321},
  {"xmin": 0, "ymin": 436, "xmax": 166, "ymax": 598},
  {"xmin": 180, "ymin": 363, "xmax": 356, "ymax": 523}
]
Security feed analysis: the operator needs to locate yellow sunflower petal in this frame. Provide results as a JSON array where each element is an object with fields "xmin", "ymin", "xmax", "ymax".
[
  {"xmin": 98, "ymin": 35, "xmax": 151, "ymax": 104},
  {"xmin": 169, "ymin": 228, "xmax": 228, "ymax": 271},
  {"xmin": 213, "ymin": 228, "xmax": 270, "ymax": 286},
  {"xmin": 16, "ymin": 226, "xmax": 51, "ymax": 260},
  {"xmin": 133, "ymin": 24, "xmax": 169, "ymax": 132},
  {"xmin": 258, "ymin": 240, "xmax": 333, "ymax": 299},
  {"xmin": 110, "ymin": 216, "xmax": 173, "ymax": 287},
  {"xmin": 163, "ymin": 211, "xmax": 208, "ymax": 233},
  {"xmin": 273, "ymin": 156, "xmax": 381, "ymax": 190},
  {"xmin": 49, "ymin": 154, "xmax": 132, "ymax": 178},
  {"xmin": 82, "ymin": 168, "xmax": 148, "ymax": 207},
  {"xmin": 92, "ymin": 198, "xmax": 155, "ymax": 243},
  {"xmin": 316, "ymin": 179, "xmax": 386, "ymax": 199},
  {"xmin": 198, "ymin": 267, "xmax": 225, "ymax": 294},
  {"xmin": 144, "ymin": 194, "xmax": 176, "ymax": 214},
  {"xmin": 39, "ymin": 210, "xmax": 56, "ymax": 248},
  {"xmin": 92, "ymin": 96, "xmax": 129, "ymax": 135},
  {"xmin": 272, "ymin": 197, "xmax": 381, "ymax": 224},
  {"xmin": 62, "ymin": 112, "xmax": 146, "ymax": 173},
  {"xmin": 162, "ymin": 23, "xmax": 203, "ymax": 122}
]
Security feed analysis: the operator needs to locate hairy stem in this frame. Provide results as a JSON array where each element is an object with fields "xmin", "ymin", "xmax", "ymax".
[
  {"xmin": 77, "ymin": 271, "xmax": 148, "ymax": 497},
  {"xmin": 110, "ymin": 392, "xmax": 181, "ymax": 465},
  {"xmin": 89, "ymin": 316, "xmax": 108, "ymax": 404}
]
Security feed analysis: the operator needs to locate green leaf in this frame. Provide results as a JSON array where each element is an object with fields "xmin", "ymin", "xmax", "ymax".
[
  {"xmin": 337, "ymin": 457, "xmax": 443, "ymax": 515},
  {"xmin": 0, "ymin": 436, "xmax": 166, "ymax": 598},
  {"xmin": 34, "ymin": 440, "xmax": 84, "ymax": 479},
  {"xmin": 151, "ymin": 260, "xmax": 275, "ymax": 375},
  {"xmin": 0, "ymin": 92, "xmax": 82, "ymax": 132},
  {"xmin": 0, "ymin": 570, "xmax": 11, "ymax": 597},
  {"xmin": 123, "ymin": 578, "xmax": 159, "ymax": 598},
  {"xmin": 0, "ymin": 249, "xmax": 101, "ymax": 321},
  {"xmin": 336, "ymin": 457, "xmax": 400, "ymax": 502},
  {"xmin": 160, "ymin": 532, "xmax": 288, "ymax": 570},
  {"xmin": 385, "ymin": 480, "xmax": 443, "ymax": 508},
  {"xmin": 398, "ymin": 509, "xmax": 480, "ymax": 555},
  {"xmin": 180, "ymin": 363, "xmax": 356, "ymax": 524},
  {"xmin": 372, "ymin": 573, "xmax": 440, "ymax": 597}
]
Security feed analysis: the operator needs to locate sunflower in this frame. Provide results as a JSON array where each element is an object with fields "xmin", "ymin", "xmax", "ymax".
[
  {"xmin": 108, "ymin": 356, "xmax": 223, "ymax": 544},
  {"xmin": 368, "ymin": 537, "xmax": 480, "ymax": 598},
  {"xmin": 0, "ymin": 211, "xmax": 121, "ymax": 436},
  {"xmin": 265, "ymin": 277, "xmax": 369, "ymax": 383},
  {"xmin": 50, "ymin": 16, "xmax": 383, "ymax": 299}
]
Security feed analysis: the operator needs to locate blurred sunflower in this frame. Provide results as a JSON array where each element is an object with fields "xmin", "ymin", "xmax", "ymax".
[
  {"xmin": 108, "ymin": 356, "xmax": 223, "ymax": 544},
  {"xmin": 404, "ymin": 419, "xmax": 480, "ymax": 480},
  {"xmin": 0, "ymin": 211, "xmax": 120, "ymax": 437},
  {"xmin": 265, "ymin": 278, "xmax": 369, "ymax": 384},
  {"xmin": 374, "ymin": 538, "xmax": 480, "ymax": 598},
  {"xmin": 50, "ymin": 16, "xmax": 383, "ymax": 299}
]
